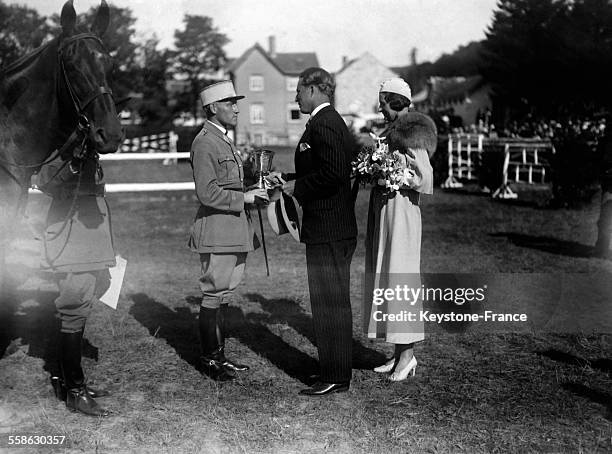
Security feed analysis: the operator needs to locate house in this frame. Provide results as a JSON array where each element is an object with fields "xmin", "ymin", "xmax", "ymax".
[
  {"xmin": 334, "ymin": 52, "xmax": 398, "ymax": 128},
  {"xmin": 413, "ymin": 75, "xmax": 492, "ymax": 126},
  {"xmin": 227, "ymin": 37, "xmax": 319, "ymax": 146}
]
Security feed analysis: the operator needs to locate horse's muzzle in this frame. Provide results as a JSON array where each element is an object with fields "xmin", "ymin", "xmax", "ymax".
[{"xmin": 92, "ymin": 127, "xmax": 125, "ymax": 154}]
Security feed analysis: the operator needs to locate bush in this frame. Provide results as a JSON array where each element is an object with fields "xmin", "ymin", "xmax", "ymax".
[{"xmin": 550, "ymin": 136, "xmax": 600, "ymax": 208}]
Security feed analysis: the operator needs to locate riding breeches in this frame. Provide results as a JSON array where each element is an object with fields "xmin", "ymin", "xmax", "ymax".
[
  {"xmin": 199, "ymin": 253, "xmax": 246, "ymax": 308},
  {"xmin": 54, "ymin": 270, "xmax": 111, "ymax": 333}
]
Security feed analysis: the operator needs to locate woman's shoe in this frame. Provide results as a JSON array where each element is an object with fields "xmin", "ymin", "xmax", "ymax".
[
  {"xmin": 389, "ymin": 356, "xmax": 417, "ymax": 382},
  {"xmin": 373, "ymin": 358, "xmax": 396, "ymax": 373}
]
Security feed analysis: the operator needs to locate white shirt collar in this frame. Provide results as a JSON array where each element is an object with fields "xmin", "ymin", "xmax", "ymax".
[
  {"xmin": 208, "ymin": 120, "xmax": 227, "ymax": 135},
  {"xmin": 310, "ymin": 102, "xmax": 330, "ymax": 119}
]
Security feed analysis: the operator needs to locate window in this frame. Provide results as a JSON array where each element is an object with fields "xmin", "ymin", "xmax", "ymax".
[
  {"xmin": 250, "ymin": 104, "xmax": 265, "ymax": 124},
  {"xmin": 249, "ymin": 75, "xmax": 264, "ymax": 91},
  {"xmin": 287, "ymin": 103, "xmax": 301, "ymax": 122},
  {"xmin": 286, "ymin": 77, "xmax": 298, "ymax": 92}
]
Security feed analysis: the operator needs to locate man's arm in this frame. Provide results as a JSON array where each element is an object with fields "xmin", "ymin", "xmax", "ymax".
[{"xmin": 292, "ymin": 121, "xmax": 348, "ymax": 204}]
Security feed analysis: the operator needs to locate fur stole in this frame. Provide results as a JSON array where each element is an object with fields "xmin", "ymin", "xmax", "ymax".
[{"xmin": 385, "ymin": 111, "xmax": 438, "ymax": 157}]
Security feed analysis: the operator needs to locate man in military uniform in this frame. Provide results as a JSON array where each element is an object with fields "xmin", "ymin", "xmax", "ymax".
[
  {"xmin": 36, "ymin": 150, "xmax": 115, "ymax": 417},
  {"xmin": 189, "ymin": 81, "xmax": 268, "ymax": 381}
]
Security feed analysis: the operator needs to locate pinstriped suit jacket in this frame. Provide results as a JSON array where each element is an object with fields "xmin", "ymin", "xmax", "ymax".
[{"xmin": 291, "ymin": 105, "xmax": 357, "ymax": 244}]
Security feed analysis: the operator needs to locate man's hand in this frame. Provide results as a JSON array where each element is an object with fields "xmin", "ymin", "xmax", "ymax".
[
  {"xmin": 264, "ymin": 171, "xmax": 285, "ymax": 188},
  {"xmin": 282, "ymin": 180, "xmax": 295, "ymax": 196},
  {"xmin": 244, "ymin": 188, "xmax": 269, "ymax": 205}
]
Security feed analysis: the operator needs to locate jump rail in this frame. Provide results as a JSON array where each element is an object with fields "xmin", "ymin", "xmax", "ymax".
[
  {"xmin": 491, "ymin": 140, "xmax": 555, "ymax": 199},
  {"xmin": 441, "ymin": 133, "xmax": 484, "ymax": 188}
]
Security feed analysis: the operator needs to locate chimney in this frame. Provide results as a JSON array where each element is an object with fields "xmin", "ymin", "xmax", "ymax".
[
  {"xmin": 268, "ymin": 36, "xmax": 276, "ymax": 58},
  {"xmin": 342, "ymin": 56, "xmax": 348, "ymax": 67}
]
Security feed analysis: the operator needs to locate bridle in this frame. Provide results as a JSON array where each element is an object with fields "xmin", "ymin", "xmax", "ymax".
[
  {"xmin": 0, "ymin": 33, "xmax": 115, "ymax": 169},
  {"xmin": 58, "ymin": 32, "xmax": 115, "ymax": 140}
]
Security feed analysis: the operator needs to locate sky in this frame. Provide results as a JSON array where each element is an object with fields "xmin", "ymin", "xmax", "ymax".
[{"xmin": 20, "ymin": 0, "xmax": 498, "ymax": 71}]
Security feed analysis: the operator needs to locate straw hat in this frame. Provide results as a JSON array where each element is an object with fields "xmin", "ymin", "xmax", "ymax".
[{"xmin": 267, "ymin": 191, "xmax": 300, "ymax": 242}]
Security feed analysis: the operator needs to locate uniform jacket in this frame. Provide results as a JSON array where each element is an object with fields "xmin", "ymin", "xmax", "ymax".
[
  {"xmin": 188, "ymin": 120, "xmax": 259, "ymax": 253},
  {"xmin": 36, "ymin": 155, "xmax": 115, "ymax": 273},
  {"xmin": 289, "ymin": 105, "xmax": 357, "ymax": 244}
]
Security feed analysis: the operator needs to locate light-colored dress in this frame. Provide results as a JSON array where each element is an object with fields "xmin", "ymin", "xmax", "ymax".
[{"xmin": 364, "ymin": 125, "xmax": 434, "ymax": 344}]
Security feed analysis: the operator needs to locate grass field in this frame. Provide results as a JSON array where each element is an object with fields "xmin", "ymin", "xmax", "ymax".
[{"xmin": 1, "ymin": 148, "xmax": 611, "ymax": 453}]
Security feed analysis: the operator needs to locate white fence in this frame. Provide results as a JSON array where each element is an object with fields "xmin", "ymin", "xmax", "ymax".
[
  {"xmin": 492, "ymin": 140, "xmax": 556, "ymax": 199},
  {"xmin": 442, "ymin": 134, "xmax": 484, "ymax": 188},
  {"xmin": 28, "ymin": 131, "xmax": 191, "ymax": 194},
  {"xmin": 442, "ymin": 134, "xmax": 556, "ymax": 199}
]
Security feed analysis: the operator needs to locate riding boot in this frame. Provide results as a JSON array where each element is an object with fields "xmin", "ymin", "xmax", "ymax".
[
  {"xmin": 60, "ymin": 331, "xmax": 109, "ymax": 417},
  {"xmin": 199, "ymin": 306, "xmax": 234, "ymax": 381},
  {"xmin": 218, "ymin": 304, "xmax": 249, "ymax": 372}
]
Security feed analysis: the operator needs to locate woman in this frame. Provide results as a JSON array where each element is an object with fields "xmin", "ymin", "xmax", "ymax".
[{"xmin": 364, "ymin": 78, "xmax": 436, "ymax": 381}]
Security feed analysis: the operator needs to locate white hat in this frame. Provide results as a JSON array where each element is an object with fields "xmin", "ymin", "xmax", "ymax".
[
  {"xmin": 379, "ymin": 78, "xmax": 412, "ymax": 101},
  {"xmin": 199, "ymin": 80, "xmax": 245, "ymax": 106},
  {"xmin": 267, "ymin": 191, "xmax": 301, "ymax": 243}
]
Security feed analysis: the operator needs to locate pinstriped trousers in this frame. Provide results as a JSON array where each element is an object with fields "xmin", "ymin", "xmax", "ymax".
[{"xmin": 305, "ymin": 238, "xmax": 356, "ymax": 383}]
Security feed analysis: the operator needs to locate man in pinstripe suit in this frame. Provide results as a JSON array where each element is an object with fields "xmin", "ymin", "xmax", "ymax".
[{"xmin": 269, "ymin": 67, "xmax": 358, "ymax": 396}]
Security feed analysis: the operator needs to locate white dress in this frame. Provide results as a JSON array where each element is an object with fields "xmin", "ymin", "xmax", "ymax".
[{"xmin": 364, "ymin": 146, "xmax": 433, "ymax": 344}]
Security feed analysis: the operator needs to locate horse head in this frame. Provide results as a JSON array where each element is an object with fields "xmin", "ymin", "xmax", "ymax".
[{"xmin": 58, "ymin": 0, "xmax": 123, "ymax": 155}]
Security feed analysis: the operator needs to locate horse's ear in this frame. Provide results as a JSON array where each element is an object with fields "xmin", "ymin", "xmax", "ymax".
[
  {"xmin": 92, "ymin": 0, "xmax": 110, "ymax": 37},
  {"xmin": 60, "ymin": 1, "xmax": 76, "ymax": 34}
]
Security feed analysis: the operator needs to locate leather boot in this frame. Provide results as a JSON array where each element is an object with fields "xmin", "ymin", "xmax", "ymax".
[
  {"xmin": 218, "ymin": 304, "xmax": 249, "ymax": 372},
  {"xmin": 199, "ymin": 307, "xmax": 235, "ymax": 381},
  {"xmin": 60, "ymin": 331, "xmax": 109, "ymax": 417}
]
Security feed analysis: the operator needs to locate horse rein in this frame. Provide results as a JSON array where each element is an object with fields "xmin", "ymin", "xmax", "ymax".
[{"xmin": 0, "ymin": 33, "xmax": 115, "ymax": 169}]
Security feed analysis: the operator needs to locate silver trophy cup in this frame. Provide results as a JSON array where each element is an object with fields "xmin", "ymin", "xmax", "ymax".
[{"xmin": 251, "ymin": 149, "xmax": 275, "ymax": 188}]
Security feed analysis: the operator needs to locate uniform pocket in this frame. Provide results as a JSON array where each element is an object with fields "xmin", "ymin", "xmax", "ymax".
[{"xmin": 217, "ymin": 156, "xmax": 239, "ymax": 183}]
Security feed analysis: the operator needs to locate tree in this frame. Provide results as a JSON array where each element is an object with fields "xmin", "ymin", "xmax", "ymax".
[
  {"xmin": 481, "ymin": 0, "xmax": 612, "ymax": 121},
  {"xmin": 134, "ymin": 36, "xmax": 171, "ymax": 124},
  {"xmin": 49, "ymin": 4, "xmax": 139, "ymax": 100},
  {"xmin": 171, "ymin": 15, "xmax": 228, "ymax": 117},
  {"xmin": 0, "ymin": 1, "xmax": 51, "ymax": 68}
]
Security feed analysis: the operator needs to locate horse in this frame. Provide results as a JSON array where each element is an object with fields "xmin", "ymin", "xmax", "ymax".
[{"xmin": 0, "ymin": 0, "xmax": 123, "ymax": 295}]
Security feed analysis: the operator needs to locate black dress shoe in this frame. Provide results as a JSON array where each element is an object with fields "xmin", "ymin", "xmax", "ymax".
[
  {"xmin": 222, "ymin": 358, "xmax": 250, "ymax": 372},
  {"xmin": 201, "ymin": 356, "xmax": 235, "ymax": 381},
  {"xmin": 299, "ymin": 381, "xmax": 349, "ymax": 396},
  {"xmin": 52, "ymin": 377, "xmax": 109, "ymax": 401}
]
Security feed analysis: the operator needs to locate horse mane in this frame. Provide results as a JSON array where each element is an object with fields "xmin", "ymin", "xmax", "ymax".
[{"xmin": 0, "ymin": 38, "xmax": 59, "ymax": 79}]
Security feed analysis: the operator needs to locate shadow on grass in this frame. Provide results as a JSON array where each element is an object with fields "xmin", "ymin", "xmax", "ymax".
[
  {"xmin": 0, "ymin": 287, "xmax": 99, "ymax": 376},
  {"xmin": 243, "ymin": 292, "xmax": 387, "ymax": 370},
  {"xmin": 490, "ymin": 232, "xmax": 593, "ymax": 258},
  {"xmin": 562, "ymin": 383, "xmax": 612, "ymax": 421},
  {"xmin": 538, "ymin": 349, "xmax": 612, "ymax": 421},
  {"xmin": 130, "ymin": 293, "xmax": 321, "ymax": 384},
  {"xmin": 537, "ymin": 349, "xmax": 612, "ymax": 375}
]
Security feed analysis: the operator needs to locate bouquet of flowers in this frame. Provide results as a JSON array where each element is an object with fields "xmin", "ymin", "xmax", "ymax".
[{"xmin": 352, "ymin": 133, "xmax": 416, "ymax": 192}]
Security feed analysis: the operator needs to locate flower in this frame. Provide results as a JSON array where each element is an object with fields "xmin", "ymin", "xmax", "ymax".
[{"xmin": 351, "ymin": 133, "xmax": 413, "ymax": 194}]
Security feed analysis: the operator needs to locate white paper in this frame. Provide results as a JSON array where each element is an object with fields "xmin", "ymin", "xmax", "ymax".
[{"xmin": 99, "ymin": 256, "xmax": 127, "ymax": 310}]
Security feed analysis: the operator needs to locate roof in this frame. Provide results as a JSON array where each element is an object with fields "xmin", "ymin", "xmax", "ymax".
[
  {"xmin": 335, "ymin": 52, "xmax": 397, "ymax": 77},
  {"xmin": 227, "ymin": 43, "xmax": 318, "ymax": 76},
  {"xmin": 335, "ymin": 57, "xmax": 358, "ymax": 75},
  {"xmin": 428, "ymin": 75, "xmax": 487, "ymax": 104},
  {"xmin": 273, "ymin": 52, "xmax": 318, "ymax": 75}
]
